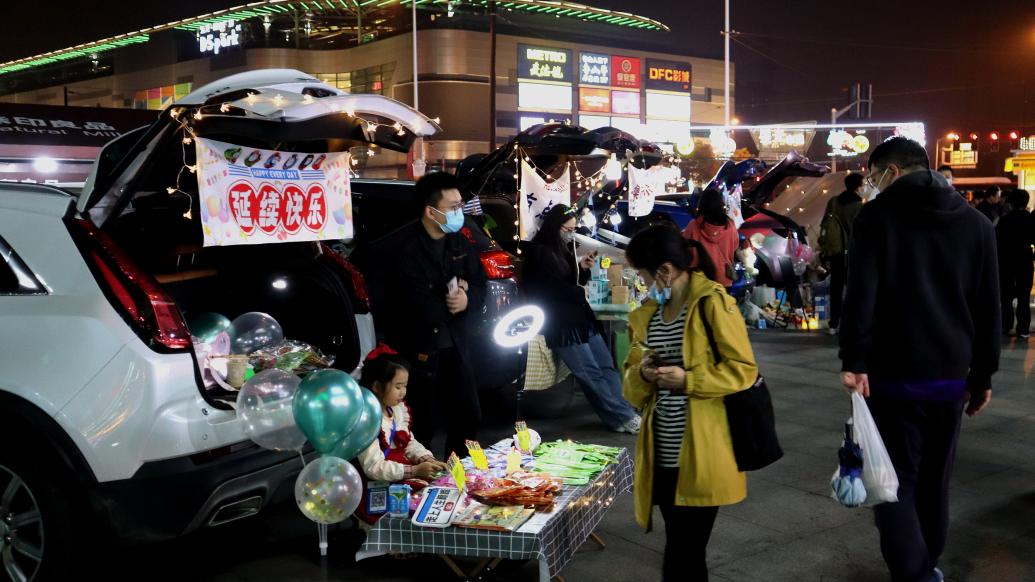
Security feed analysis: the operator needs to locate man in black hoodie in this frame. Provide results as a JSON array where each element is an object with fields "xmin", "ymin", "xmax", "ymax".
[
  {"xmin": 839, "ymin": 137, "xmax": 1000, "ymax": 582},
  {"xmin": 996, "ymin": 189, "xmax": 1034, "ymax": 339}
]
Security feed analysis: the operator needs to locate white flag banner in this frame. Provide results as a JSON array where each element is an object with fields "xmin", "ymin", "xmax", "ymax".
[
  {"xmin": 628, "ymin": 165, "xmax": 665, "ymax": 218},
  {"xmin": 519, "ymin": 160, "xmax": 570, "ymax": 240},
  {"xmin": 724, "ymin": 184, "xmax": 745, "ymax": 228},
  {"xmin": 195, "ymin": 138, "xmax": 354, "ymax": 247}
]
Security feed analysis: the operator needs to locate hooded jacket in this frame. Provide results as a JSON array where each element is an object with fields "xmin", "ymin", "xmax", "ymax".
[
  {"xmin": 839, "ymin": 170, "xmax": 1000, "ymax": 396},
  {"xmin": 995, "ymin": 208, "xmax": 1035, "ymax": 270},
  {"xmin": 683, "ymin": 216, "xmax": 739, "ymax": 287}
]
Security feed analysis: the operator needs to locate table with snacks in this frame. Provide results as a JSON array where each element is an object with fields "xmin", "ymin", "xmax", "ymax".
[{"xmin": 356, "ymin": 438, "xmax": 633, "ymax": 582}]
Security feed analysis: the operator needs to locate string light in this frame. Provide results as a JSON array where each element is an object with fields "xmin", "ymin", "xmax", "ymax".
[
  {"xmin": 220, "ymin": 102, "xmax": 232, "ymax": 113},
  {"xmin": 193, "ymin": 110, "xmax": 204, "ymax": 121}
]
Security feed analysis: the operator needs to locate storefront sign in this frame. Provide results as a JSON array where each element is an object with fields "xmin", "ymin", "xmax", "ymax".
[
  {"xmin": 0, "ymin": 103, "xmax": 156, "ymax": 147},
  {"xmin": 1019, "ymin": 136, "xmax": 1035, "ymax": 151},
  {"xmin": 518, "ymin": 82, "xmax": 573, "ymax": 111},
  {"xmin": 578, "ymin": 87, "xmax": 611, "ymax": 113},
  {"xmin": 611, "ymin": 56, "xmax": 641, "ymax": 89},
  {"xmin": 645, "ymin": 59, "xmax": 692, "ymax": 93},
  {"xmin": 757, "ymin": 128, "xmax": 807, "ymax": 148},
  {"xmin": 827, "ymin": 130, "xmax": 871, "ymax": 158},
  {"xmin": 198, "ymin": 19, "xmax": 242, "ymax": 55},
  {"xmin": 611, "ymin": 90, "xmax": 640, "ymax": 115},
  {"xmin": 518, "ymin": 44, "xmax": 572, "ymax": 82},
  {"xmin": 579, "ymin": 52, "xmax": 610, "ymax": 86},
  {"xmin": 196, "ymin": 138, "xmax": 354, "ymax": 247}
]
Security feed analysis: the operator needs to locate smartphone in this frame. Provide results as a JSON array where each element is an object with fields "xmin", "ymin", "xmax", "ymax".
[{"xmin": 447, "ymin": 276, "xmax": 459, "ymax": 295}]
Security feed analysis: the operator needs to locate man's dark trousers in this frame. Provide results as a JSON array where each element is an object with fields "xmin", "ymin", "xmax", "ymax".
[{"xmin": 866, "ymin": 396, "xmax": 965, "ymax": 582}]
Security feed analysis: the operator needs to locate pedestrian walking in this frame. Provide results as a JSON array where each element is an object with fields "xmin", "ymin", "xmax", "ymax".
[
  {"xmin": 840, "ymin": 137, "xmax": 1000, "ymax": 582},
  {"xmin": 522, "ymin": 204, "xmax": 641, "ymax": 433},
  {"xmin": 624, "ymin": 225, "xmax": 758, "ymax": 582},
  {"xmin": 682, "ymin": 188, "xmax": 740, "ymax": 289},
  {"xmin": 361, "ymin": 172, "xmax": 487, "ymax": 459},
  {"xmin": 975, "ymin": 186, "xmax": 1003, "ymax": 224},
  {"xmin": 818, "ymin": 172, "xmax": 865, "ymax": 335},
  {"xmin": 996, "ymin": 189, "xmax": 1034, "ymax": 339}
]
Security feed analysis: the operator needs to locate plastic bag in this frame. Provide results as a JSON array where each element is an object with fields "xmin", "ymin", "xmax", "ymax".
[
  {"xmin": 249, "ymin": 340, "xmax": 335, "ymax": 374},
  {"xmin": 834, "ymin": 392, "xmax": 899, "ymax": 505}
]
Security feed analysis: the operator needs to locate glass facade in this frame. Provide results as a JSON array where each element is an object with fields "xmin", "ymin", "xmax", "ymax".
[{"xmin": 314, "ymin": 63, "xmax": 395, "ymax": 95}]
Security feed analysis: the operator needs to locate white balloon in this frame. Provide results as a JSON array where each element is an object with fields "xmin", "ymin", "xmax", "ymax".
[{"xmin": 236, "ymin": 368, "xmax": 306, "ymax": 451}]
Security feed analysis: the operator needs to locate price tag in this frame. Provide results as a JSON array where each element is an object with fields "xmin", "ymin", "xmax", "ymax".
[
  {"xmin": 515, "ymin": 420, "xmax": 531, "ymax": 453},
  {"xmin": 506, "ymin": 448, "xmax": 522, "ymax": 475},
  {"xmin": 447, "ymin": 452, "xmax": 466, "ymax": 491},
  {"xmin": 466, "ymin": 440, "xmax": 489, "ymax": 471}
]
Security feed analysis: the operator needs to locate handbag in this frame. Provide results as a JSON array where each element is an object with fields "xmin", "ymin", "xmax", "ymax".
[{"xmin": 699, "ymin": 297, "xmax": 783, "ymax": 471}]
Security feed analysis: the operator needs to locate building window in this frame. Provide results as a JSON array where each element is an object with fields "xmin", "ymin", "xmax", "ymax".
[
  {"xmin": 132, "ymin": 83, "xmax": 193, "ymax": 110},
  {"xmin": 314, "ymin": 63, "xmax": 394, "ymax": 95}
]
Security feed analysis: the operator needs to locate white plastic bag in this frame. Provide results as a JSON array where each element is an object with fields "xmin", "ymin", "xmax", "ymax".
[{"xmin": 851, "ymin": 392, "xmax": 899, "ymax": 504}]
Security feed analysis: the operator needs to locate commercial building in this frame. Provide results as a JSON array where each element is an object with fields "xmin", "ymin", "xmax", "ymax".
[{"xmin": 0, "ymin": 0, "xmax": 732, "ymax": 175}]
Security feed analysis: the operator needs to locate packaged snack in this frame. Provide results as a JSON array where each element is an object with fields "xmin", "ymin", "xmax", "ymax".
[{"xmin": 387, "ymin": 483, "xmax": 412, "ymax": 518}]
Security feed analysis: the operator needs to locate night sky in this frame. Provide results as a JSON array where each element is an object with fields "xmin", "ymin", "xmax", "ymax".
[{"xmin": 3, "ymin": 0, "xmax": 1034, "ymax": 145}]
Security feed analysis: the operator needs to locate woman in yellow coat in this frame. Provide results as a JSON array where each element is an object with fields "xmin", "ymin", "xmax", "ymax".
[{"xmin": 623, "ymin": 226, "xmax": 758, "ymax": 582}]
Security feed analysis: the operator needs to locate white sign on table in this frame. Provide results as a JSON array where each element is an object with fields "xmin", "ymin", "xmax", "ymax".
[{"xmin": 195, "ymin": 138, "xmax": 354, "ymax": 247}]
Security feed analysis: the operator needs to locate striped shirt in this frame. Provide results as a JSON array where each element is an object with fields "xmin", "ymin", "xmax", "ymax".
[{"xmin": 647, "ymin": 305, "xmax": 688, "ymax": 468}]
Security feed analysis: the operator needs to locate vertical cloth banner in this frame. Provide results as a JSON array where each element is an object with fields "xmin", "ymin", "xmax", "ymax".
[
  {"xmin": 627, "ymin": 165, "xmax": 665, "ymax": 218},
  {"xmin": 724, "ymin": 184, "xmax": 745, "ymax": 228},
  {"xmin": 519, "ymin": 160, "xmax": 570, "ymax": 240},
  {"xmin": 195, "ymin": 138, "xmax": 354, "ymax": 247}
]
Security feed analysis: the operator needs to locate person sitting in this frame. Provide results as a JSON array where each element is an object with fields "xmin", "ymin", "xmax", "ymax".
[{"xmin": 354, "ymin": 345, "xmax": 448, "ymax": 524}]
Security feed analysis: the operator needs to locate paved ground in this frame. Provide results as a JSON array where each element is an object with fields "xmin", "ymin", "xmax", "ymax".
[{"xmin": 109, "ymin": 330, "xmax": 1035, "ymax": 582}]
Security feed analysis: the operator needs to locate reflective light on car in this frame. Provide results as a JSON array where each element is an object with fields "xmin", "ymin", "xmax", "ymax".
[{"xmin": 33, "ymin": 157, "xmax": 58, "ymax": 174}]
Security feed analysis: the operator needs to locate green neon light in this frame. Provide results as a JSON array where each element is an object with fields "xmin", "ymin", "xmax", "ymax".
[{"xmin": 540, "ymin": 7, "xmax": 559, "ymax": 13}]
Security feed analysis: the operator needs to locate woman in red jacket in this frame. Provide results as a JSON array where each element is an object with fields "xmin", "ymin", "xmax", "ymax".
[{"xmin": 683, "ymin": 189, "xmax": 740, "ymax": 289}]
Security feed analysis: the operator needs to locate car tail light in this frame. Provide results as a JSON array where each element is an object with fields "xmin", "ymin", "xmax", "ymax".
[
  {"xmin": 320, "ymin": 243, "xmax": 371, "ymax": 312},
  {"xmin": 71, "ymin": 219, "xmax": 191, "ymax": 352},
  {"xmin": 481, "ymin": 250, "xmax": 515, "ymax": 280}
]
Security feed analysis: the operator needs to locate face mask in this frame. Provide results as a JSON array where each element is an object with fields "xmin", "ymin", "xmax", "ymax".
[
  {"xmin": 432, "ymin": 207, "xmax": 464, "ymax": 234},
  {"xmin": 648, "ymin": 280, "xmax": 672, "ymax": 306},
  {"xmin": 562, "ymin": 231, "xmax": 575, "ymax": 244}
]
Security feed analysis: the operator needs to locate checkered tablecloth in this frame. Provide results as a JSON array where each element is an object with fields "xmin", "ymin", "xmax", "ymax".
[{"xmin": 357, "ymin": 447, "xmax": 633, "ymax": 581}]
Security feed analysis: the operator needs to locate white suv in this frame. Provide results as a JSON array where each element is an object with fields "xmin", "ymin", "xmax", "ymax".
[{"xmin": 0, "ymin": 70, "xmax": 438, "ymax": 581}]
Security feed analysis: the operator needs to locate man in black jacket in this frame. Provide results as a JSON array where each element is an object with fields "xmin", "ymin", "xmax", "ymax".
[
  {"xmin": 996, "ymin": 189, "xmax": 1034, "ymax": 339},
  {"xmin": 364, "ymin": 172, "xmax": 487, "ymax": 458},
  {"xmin": 839, "ymin": 137, "xmax": 1000, "ymax": 582}
]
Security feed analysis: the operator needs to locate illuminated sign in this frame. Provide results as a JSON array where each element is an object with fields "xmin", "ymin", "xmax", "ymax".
[
  {"xmin": 579, "ymin": 52, "xmax": 610, "ymax": 86},
  {"xmin": 198, "ymin": 19, "xmax": 242, "ymax": 55},
  {"xmin": 1019, "ymin": 136, "xmax": 1035, "ymax": 151},
  {"xmin": 579, "ymin": 87, "xmax": 610, "ymax": 113},
  {"xmin": 611, "ymin": 90, "xmax": 640, "ymax": 115},
  {"xmin": 518, "ymin": 44, "xmax": 572, "ymax": 82},
  {"xmin": 645, "ymin": 92, "xmax": 691, "ymax": 121},
  {"xmin": 611, "ymin": 56, "xmax": 642, "ymax": 89},
  {"xmin": 578, "ymin": 114, "xmax": 611, "ymax": 129},
  {"xmin": 893, "ymin": 123, "xmax": 927, "ymax": 146},
  {"xmin": 645, "ymin": 59, "xmax": 692, "ymax": 92},
  {"xmin": 518, "ymin": 82, "xmax": 573, "ymax": 111},
  {"xmin": 827, "ymin": 130, "xmax": 871, "ymax": 158},
  {"xmin": 757, "ymin": 128, "xmax": 807, "ymax": 148}
]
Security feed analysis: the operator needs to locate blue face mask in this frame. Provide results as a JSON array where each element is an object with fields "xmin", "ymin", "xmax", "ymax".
[
  {"xmin": 648, "ymin": 282, "xmax": 672, "ymax": 306},
  {"xmin": 432, "ymin": 207, "xmax": 465, "ymax": 234}
]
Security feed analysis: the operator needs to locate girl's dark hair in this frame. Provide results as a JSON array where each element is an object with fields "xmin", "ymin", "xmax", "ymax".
[
  {"xmin": 532, "ymin": 204, "xmax": 577, "ymax": 252},
  {"xmin": 698, "ymin": 189, "xmax": 729, "ymax": 227},
  {"xmin": 626, "ymin": 225, "xmax": 717, "ymax": 282},
  {"xmin": 359, "ymin": 353, "xmax": 410, "ymax": 392}
]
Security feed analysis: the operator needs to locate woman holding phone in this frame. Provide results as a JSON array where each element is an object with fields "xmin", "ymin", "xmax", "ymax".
[
  {"xmin": 522, "ymin": 205, "xmax": 641, "ymax": 433},
  {"xmin": 624, "ymin": 225, "xmax": 758, "ymax": 582}
]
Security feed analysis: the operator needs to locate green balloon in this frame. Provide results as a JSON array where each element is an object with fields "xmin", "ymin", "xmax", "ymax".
[
  {"xmin": 292, "ymin": 369, "xmax": 364, "ymax": 455},
  {"xmin": 187, "ymin": 312, "xmax": 232, "ymax": 343},
  {"xmin": 333, "ymin": 387, "xmax": 384, "ymax": 460}
]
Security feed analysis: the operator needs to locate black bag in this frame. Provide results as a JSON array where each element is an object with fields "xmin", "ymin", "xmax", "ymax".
[{"xmin": 699, "ymin": 297, "xmax": 783, "ymax": 471}]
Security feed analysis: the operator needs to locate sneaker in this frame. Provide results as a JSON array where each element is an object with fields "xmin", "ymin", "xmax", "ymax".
[
  {"xmin": 1020, "ymin": 334, "xmax": 1030, "ymax": 340},
  {"xmin": 931, "ymin": 567, "xmax": 944, "ymax": 582},
  {"xmin": 614, "ymin": 416, "xmax": 642, "ymax": 434},
  {"xmin": 827, "ymin": 327, "xmax": 839, "ymax": 336}
]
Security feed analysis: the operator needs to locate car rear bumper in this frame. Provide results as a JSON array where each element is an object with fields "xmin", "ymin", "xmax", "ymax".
[{"xmin": 87, "ymin": 441, "xmax": 314, "ymax": 543}]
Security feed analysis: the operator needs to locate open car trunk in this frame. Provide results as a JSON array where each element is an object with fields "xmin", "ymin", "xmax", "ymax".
[{"xmin": 74, "ymin": 70, "xmax": 439, "ymax": 407}]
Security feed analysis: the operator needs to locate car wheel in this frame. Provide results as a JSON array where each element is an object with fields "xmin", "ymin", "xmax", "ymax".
[{"xmin": 0, "ymin": 452, "xmax": 76, "ymax": 582}]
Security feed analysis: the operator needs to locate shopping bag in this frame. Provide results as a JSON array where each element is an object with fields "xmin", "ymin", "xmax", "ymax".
[
  {"xmin": 522, "ymin": 336, "xmax": 571, "ymax": 391},
  {"xmin": 830, "ymin": 392, "xmax": 899, "ymax": 505}
]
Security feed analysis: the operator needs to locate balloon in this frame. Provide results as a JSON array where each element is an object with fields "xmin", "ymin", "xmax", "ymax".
[
  {"xmin": 293, "ymin": 369, "xmax": 364, "ymax": 455},
  {"xmin": 188, "ymin": 312, "xmax": 232, "ymax": 344},
  {"xmin": 294, "ymin": 456, "xmax": 362, "ymax": 524},
  {"xmin": 332, "ymin": 387, "xmax": 383, "ymax": 460},
  {"xmin": 236, "ymin": 369, "xmax": 307, "ymax": 451},
  {"xmin": 228, "ymin": 312, "xmax": 284, "ymax": 355}
]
